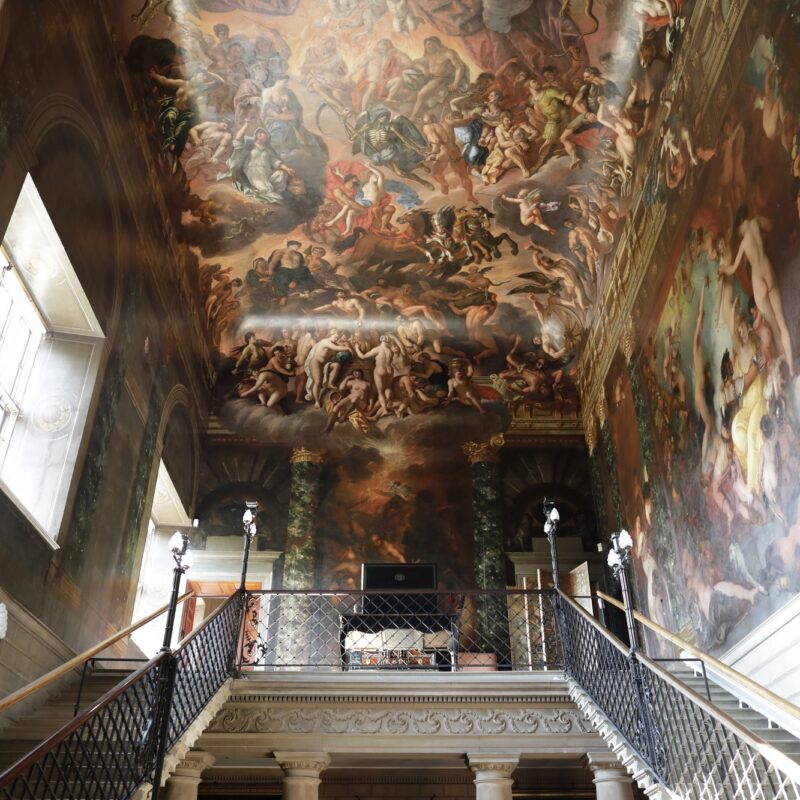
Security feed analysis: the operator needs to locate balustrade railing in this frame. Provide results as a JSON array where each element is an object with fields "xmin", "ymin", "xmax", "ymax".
[
  {"xmin": 238, "ymin": 589, "xmax": 562, "ymax": 672},
  {"xmin": 4, "ymin": 581, "xmax": 799, "ymax": 800},
  {"xmin": 0, "ymin": 655, "xmax": 168, "ymax": 800},
  {"xmin": 553, "ymin": 590, "xmax": 800, "ymax": 800},
  {"xmin": 0, "ymin": 591, "xmax": 244, "ymax": 800}
]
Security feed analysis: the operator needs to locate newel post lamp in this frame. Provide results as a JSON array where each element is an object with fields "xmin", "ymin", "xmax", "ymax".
[
  {"xmin": 607, "ymin": 529, "xmax": 638, "ymax": 653},
  {"xmin": 239, "ymin": 501, "xmax": 258, "ymax": 591},
  {"xmin": 161, "ymin": 531, "xmax": 193, "ymax": 652},
  {"xmin": 543, "ymin": 499, "xmax": 561, "ymax": 590}
]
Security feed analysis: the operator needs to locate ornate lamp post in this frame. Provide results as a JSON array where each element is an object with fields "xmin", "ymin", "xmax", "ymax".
[
  {"xmin": 240, "ymin": 501, "xmax": 258, "ymax": 591},
  {"xmin": 161, "ymin": 531, "xmax": 193, "ymax": 652},
  {"xmin": 543, "ymin": 499, "xmax": 561, "ymax": 590},
  {"xmin": 151, "ymin": 531, "xmax": 194, "ymax": 800},
  {"xmin": 607, "ymin": 528, "xmax": 666, "ymax": 778},
  {"xmin": 606, "ymin": 529, "xmax": 638, "ymax": 652}
]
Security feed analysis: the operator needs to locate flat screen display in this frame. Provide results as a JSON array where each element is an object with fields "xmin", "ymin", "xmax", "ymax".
[{"xmin": 360, "ymin": 563, "xmax": 437, "ymax": 614}]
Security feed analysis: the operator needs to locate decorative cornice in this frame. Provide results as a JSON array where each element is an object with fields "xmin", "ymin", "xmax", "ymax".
[
  {"xmin": 227, "ymin": 693, "xmax": 569, "ymax": 705},
  {"xmin": 289, "ymin": 447, "xmax": 325, "ymax": 464},
  {"xmin": 208, "ymin": 707, "xmax": 595, "ymax": 736}
]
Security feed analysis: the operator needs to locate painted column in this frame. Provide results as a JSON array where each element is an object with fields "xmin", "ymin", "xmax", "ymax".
[
  {"xmin": 585, "ymin": 411, "xmax": 610, "ymax": 541},
  {"xmin": 462, "ymin": 438, "xmax": 509, "ymax": 664},
  {"xmin": 597, "ymin": 391, "xmax": 624, "ymax": 530},
  {"xmin": 274, "ymin": 752, "xmax": 330, "ymax": 800},
  {"xmin": 585, "ymin": 752, "xmax": 635, "ymax": 800},
  {"xmin": 283, "ymin": 447, "xmax": 325, "ymax": 588},
  {"xmin": 162, "ymin": 751, "xmax": 216, "ymax": 800},
  {"xmin": 467, "ymin": 754, "xmax": 518, "ymax": 800},
  {"xmin": 278, "ymin": 448, "xmax": 325, "ymax": 668}
]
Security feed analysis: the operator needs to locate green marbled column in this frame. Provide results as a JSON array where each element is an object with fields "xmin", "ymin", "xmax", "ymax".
[
  {"xmin": 588, "ymin": 444, "xmax": 610, "ymax": 542},
  {"xmin": 600, "ymin": 420, "xmax": 624, "ymax": 529},
  {"xmin": 282, "ymin": 449, "xmax": 325, "ymax": 589},
  {"xmin": 471, "ymin": 460, "xmax": 506, "ymax": 591},
  {"xmin": 628, "ymin": 358, "xmax": 687, "ymax": 628},
  {"xmin": 277, "ymin": 448, "xmax": 324, "ymax": 668},
  {"xmin": 463, "ymin": 442, "xmax": 510, "ymax": 665}
]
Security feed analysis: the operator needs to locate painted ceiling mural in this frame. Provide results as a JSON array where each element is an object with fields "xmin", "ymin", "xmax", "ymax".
[{"xmin": 117, "ymin": 0, "xmax": 690, "ymax": 444}]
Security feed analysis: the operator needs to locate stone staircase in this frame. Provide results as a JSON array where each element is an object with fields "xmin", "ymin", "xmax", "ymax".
[
  {"xmin": 667, "ymin": 663, "xmax": 800, "ymax": 763},
  {"xmin": 0, "ymin": 668, "xmax": 134, "ymax": 771},
  {"xmin": 567, "ymin": 661, "xmax": 800, "ymax": 800}
]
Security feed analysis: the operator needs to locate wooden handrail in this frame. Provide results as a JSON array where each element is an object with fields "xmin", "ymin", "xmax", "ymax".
[
  {"xmin": 0, "ymin": 591, "xmax": 193, "ymax": 714},
  {"xmin": 596, "ymin": 590, "xmax": 800, "ymax": 725},
  {"xmin": 0, "ymin": 653, "xmax": 170, "ymax": 786}
]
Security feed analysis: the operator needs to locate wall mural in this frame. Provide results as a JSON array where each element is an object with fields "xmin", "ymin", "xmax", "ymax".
[
  {"xmin": 117, "ymin": 0, "xmax": 691, "ymax": 443},
  {"xmin": 617, "ymin": 21, "xmax": 800, "ymax": 653},
  {"xmin": 313, "ymin": 444, "xmax": 475, "ymax": 588}
]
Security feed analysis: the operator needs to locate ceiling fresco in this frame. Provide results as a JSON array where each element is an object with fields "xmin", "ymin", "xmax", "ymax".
[{"xmin": 117, "ymin": 0, "xmax": 690, "ymax": 444}]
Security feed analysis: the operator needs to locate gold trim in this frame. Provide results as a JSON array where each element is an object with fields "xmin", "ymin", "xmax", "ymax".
[{"xmin": 290, "ymin": 447, "xmax": 325, "ymax": 464}]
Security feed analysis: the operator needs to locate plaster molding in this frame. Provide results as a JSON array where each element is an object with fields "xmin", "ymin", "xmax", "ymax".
[
  {"xmin": 208, "ymin": 706, "xmax": 595, "ymax": 736},
  {"xmin": 159, "ymin": 678, "xmax": 233, "ymax": 787},
  {"xmin": 566, "ymin": 678, "xmax": 672, "ymax": 797},
  {"xmin": 227, "ymin": 693, "xmax": 569, "ymax": 705}
]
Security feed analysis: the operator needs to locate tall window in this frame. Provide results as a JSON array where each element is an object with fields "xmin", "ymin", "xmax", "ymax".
[
  {"xmin": 0, "ymin": 175, "xmax": 105, "ymax": 542},
  {"xmin": 0, "ymin": 248, "xmax": 46, "ymax": 466}
]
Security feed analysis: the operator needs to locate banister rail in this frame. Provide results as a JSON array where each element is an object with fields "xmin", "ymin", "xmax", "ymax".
[
  {"xmin": 555, "ymin": 588, "xmax": 800, "ymax": 799},
  {"xmin": 0, "ymin": 590, "xmax": 235, "ymax": 800},
  {"xmin": 596, "ymin": 589, "xmax": 800, "ymax": 728},
  {"xmin": 0, "ymin": 592, "xmax": 193, "ymax": 716},
  {"xmin": 635, "ymin": 648, "xmax": 800, "ymax": 786}
]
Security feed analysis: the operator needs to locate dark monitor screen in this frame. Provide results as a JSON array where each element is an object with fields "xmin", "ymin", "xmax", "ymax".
[{"xmin": 360, "ymin": 563, "xmax": 437, "ymax": 615}]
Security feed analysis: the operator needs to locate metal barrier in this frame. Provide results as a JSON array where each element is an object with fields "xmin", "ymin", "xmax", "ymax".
[
  {"xmin": 0, "ymin": 655, "xmax": 168, "ymax": 800},
  {"xmin": 554, "ymin": 590, "xmax": 800, "ymax": 800},
  {"xmin": 0, "ymin": 592, "xmax": 244, "ymax": 800},
  {"xmin": 238, "ymin": 589, "xmax": 563, "ymax": 672}
]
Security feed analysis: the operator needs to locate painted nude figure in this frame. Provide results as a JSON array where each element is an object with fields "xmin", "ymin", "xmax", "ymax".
[{"xmin": 720, "ymin": 207, "xmax": 794, "ymax": 375}]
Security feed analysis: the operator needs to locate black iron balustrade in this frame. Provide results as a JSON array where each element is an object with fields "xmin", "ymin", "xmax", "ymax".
[
  {"xmin": 237, "ymin": 588, "xmax": 563, "ymax": 672},
  {"xmin": 0, "ymin": 592, "xmax": 245, "ymax": 800},
  {"xmin": 0, "ymin": 654, "xmax": 168, "ymax": 800},
  {"xmin": 552, "ymin": 590, "xmax": 800, "ymax": 800},
  {"xmin": 166, "ymin": 592, "xmax": 243, "ymax": 749}
]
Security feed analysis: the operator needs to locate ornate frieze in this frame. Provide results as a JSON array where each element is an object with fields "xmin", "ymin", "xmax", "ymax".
[{"xmin": 208, "ymin": 706, "xmax": 594, "ymax": 736}]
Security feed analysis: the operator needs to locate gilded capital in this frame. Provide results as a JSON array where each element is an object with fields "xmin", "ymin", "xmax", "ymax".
[
  {"xmin": 595, "ymin": 392, "xmax": 608, "ymax": 429},
  {"xmin": 462, "ymin": 435, "xmax": 504, "ymax": 464},
  {"xmin": 290, "ymin": 447, "xmax": 325, "ymax": 464},
  {"xmin": 584, "ymin": 410, "xmax": 597, "ymax": 455},
  {"xmin": 620, "ymin": 316, "xmax": 636, "ymax": 364}
]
